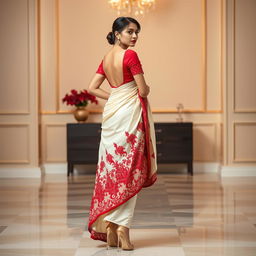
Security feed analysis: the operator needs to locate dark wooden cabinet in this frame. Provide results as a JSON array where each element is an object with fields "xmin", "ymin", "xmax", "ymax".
[
  {"xmin": 66, "ymin": 123, "xmax": 101, "ymax": 176},
  {"xmin": 154, "ymin": 122, "xmax": 193, "ymax": 175},
  {"xmin": 66, "ymin": 122, "xmax": 193, "ymax": 176}
]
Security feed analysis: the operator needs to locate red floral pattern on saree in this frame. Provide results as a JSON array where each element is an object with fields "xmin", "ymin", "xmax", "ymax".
[{"xmin": 88, "ymin": 117, "xmax": 157, "ymax": 242}]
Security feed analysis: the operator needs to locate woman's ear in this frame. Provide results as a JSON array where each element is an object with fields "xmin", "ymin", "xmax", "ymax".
[{"xmin": 114, "ymin": 31, "xmax": 119, "ymax": 39}]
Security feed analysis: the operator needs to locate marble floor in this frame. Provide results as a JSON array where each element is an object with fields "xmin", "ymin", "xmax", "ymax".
[{"xmin": 0, "ymin": 172, "xmax": 256, "ymax": 256}]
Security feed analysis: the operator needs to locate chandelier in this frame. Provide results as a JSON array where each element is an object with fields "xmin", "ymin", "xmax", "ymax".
[{"xmin": 108, "ymin": 0, "xmax": 156, "ymax": 16}]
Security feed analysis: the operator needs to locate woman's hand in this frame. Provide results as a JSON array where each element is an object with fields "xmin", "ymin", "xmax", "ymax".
[{"xmin": 145, "ymin": 84, "xmax": 150, "ymax": 96}]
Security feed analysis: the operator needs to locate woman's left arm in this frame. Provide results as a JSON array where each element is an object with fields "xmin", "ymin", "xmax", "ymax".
[{"xmin": 88, "ymin": 74, "xmax": 110, "ymax": 100}]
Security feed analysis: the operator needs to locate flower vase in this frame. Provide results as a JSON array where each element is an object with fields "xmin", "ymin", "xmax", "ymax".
[{"xmin": 73, "ymin": 106, "xmax": 89, "ymax": 123}]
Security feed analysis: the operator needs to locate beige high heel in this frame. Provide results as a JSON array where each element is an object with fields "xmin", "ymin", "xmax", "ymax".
[
  {"xmin": 106, "ymin": 222, "xmax": 118, "ymax": 249},
  {"xmin": 117, "ymin": 225, "xmax": 134, "ymax": 250}
]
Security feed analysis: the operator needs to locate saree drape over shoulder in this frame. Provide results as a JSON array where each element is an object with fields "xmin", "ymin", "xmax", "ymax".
[{"xmin": 88, "ymin": 50, "xmax": 157, "ymax": 242}]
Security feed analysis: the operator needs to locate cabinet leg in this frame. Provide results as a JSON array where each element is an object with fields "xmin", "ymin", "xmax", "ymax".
[
  {"xmin": 188, "ymin": 161, "xmax": 193, "ymax": 176},
  {"xmin": 67, "ymin": 163, "xmax": 73, "ymax": 176}
]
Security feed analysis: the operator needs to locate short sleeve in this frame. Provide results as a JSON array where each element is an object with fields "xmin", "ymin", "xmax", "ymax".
[
  {"xmin": 96, "ymin": 60, "xmax": 105, "ymax": 76},
  {"xmin": 126, "ymin": 50, "xmax": 144, "ymax": 76}
]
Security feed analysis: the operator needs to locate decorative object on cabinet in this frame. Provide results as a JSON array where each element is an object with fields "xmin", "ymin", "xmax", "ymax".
[
  {"xmin": 66, "ymin": 122, "xmax": 193, "ymax": 176},
  {"xmin": 176, "ymin": 103, "xmax": 184, "ymax": 122},
  {"xmin": 62, "ymin": 89, "xmax": 98, "ymax": 123},
  {"xmin": 73, "ymin": 106, "xmax": 89, "ymax": 123}
]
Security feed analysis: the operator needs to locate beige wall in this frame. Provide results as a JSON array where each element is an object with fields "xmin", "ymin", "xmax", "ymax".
[{"xmin": 0, "ymin": 0, "xmax": 255, "ymax": 176}]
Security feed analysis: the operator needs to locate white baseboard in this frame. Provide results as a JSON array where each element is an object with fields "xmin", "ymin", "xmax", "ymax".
[
  {"xmin": 1, "ymin": 163, "xmax": 255, "ymax": 178},
  {"xmin": 0, "ymin": 167, "xmax": 41, "ymax": 178},
  {"xmin": 193, "ymin": 162, "xmax": 221, "ymax": 173},
  {"xmin": 42, "ymin": 162, "xmax": 221, "ymax": 175},
  {"xmin": 41, "ymin": 163, "xmax": 67, "ymax": 174},
  {"xmin": 221, "ymin": 165, "xmax": 256, "ymax": 177},
  {"xmin": 41, "ymin": 163, "xmax": 97, "ymax": 175}
]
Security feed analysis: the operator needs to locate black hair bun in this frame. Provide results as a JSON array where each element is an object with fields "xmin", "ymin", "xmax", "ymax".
[{"xmin": 106, "ymin": 31, "xmax": 115, "ymax": 45}]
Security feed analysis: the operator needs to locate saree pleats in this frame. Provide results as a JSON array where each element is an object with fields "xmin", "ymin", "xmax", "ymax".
[{"xmin": 88, "ymin": 81, "xmax": 157, "ymax": 242}]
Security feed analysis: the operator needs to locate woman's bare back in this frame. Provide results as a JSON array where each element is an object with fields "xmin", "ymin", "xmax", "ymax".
[
  {"xmin": 103, "ymin": 49, "xmax": 126, "ymax": 87},
  {"xmin": 93, "ymin": 48, "xmax": 149, "ymax": 97}
]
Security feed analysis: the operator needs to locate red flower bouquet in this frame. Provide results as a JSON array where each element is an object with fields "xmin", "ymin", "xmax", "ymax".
[{"xmin": 62, "ymin": 89, "xmax": 98, "ymax": 107}]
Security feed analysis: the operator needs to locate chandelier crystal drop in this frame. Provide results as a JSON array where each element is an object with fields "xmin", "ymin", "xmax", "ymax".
[{"xmin": 108, "ymin": 0, "xmax": 156, "ymax": 16}]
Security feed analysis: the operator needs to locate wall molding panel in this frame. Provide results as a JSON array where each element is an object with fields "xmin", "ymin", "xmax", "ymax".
[
  {"xmin": 44, "ymin": 123, "xmax": 66, "ymax": 163},
  {"xmin": 233, "ymin": 0, "xmax": 256, "ymax": 113},
  {"xmin": 206, "ymin": 0, "xmax": 223, "ymax": 112},
  {"xmin": 233, "ymin": 122, "xmax": 256, "ymax": 162},
  {"xmin": 0, "ymin": 0, "xmax": 31, "ymax": 115},
  {"xmin": 193, "ymin": 123, "xmax": 218, "ymax": 162},
  {"xmin": 0, "ymin": 124, "xmax": 30, "ymax": 164}
]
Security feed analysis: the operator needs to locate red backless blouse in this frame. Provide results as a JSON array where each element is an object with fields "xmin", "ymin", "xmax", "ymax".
[{"xmin": 96, "ymin": 49, "xmax": 144, "ymax": 88}]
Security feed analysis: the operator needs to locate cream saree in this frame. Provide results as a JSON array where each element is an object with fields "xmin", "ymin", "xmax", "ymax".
[{"xmin": 88, "ymin": 80, "xmax": 157, "ymax": 242}]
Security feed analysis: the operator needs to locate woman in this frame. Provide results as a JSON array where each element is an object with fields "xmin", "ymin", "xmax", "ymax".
[{"xmin": 87, "ymin": 17, "xmax": 157, "ymax": 250}]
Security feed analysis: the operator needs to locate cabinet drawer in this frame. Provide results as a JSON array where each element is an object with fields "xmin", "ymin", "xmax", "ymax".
[
  {"xmin": 67, "ymin": 123, "xmax": 101, "ymax": 137},
  {"xmin": 68, "ymin": 136, "xmax": 100, "ymax": 149},
  {"xmin": 156, "ymin": 151, "xmax": 192, "ymax": 162},
  {"xmin": 155, "ymin": 134, "xmax": 191, "ymax": 143},
  {"xmin": 157, "ymin": 142, "xmax": 192, "ymax": 154},
  {"xmin": 68, "ymin": 149, "xmax": 99, "ymax": 162},
  {"xmin": 155, "ymin": 126, "xmax": 192, "ymax": 139}
]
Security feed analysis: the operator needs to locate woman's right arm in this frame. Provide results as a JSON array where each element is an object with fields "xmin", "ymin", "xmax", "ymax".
[
  {"xmin": 133, "ymin": 74, "xmax": 150, "ymax": 98},
  {"xmin": 88, "ymin": 73, "xmax": 110, "ymax": 100}
]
